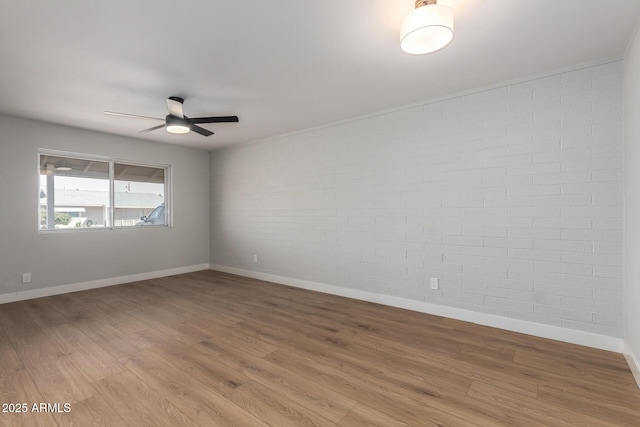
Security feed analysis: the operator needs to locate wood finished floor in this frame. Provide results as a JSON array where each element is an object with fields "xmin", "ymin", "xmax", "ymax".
[{"xmin": 1, "ymin": 270, "xmax": 639, "ymax": 426}]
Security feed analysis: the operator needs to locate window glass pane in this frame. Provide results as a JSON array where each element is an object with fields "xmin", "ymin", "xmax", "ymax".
[
  {"xmin": 114, "ymin": 163, "xmax": 167, "ymax": 227},
  {"xmin": 39, "ymin": 155, "xmax": 110, "ymax": 230}
]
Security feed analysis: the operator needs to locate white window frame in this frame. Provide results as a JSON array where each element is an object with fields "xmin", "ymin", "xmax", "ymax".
[{"xmin": 38, "ymin": 149, "xmax": 171, "ymax": 232}]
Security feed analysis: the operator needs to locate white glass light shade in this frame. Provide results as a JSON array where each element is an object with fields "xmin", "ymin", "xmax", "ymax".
[
  {"xmin": 400, "ymin": 4, "xmax": 454, "ymax": 55},
  {"xmin": 166, "ymin": 115, "xmax": 191, "ymax": 134},
  {"xmin": 166, "ymin": 124, "xmax": 190, "ymax": 134}
]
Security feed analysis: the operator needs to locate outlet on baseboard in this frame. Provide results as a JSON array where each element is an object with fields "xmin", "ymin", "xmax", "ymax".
[
  {"xmin": 429, "ymin": 277, "xmax": 439, "ymax": 290},
  {"xmin": 22, "ymin": 273, "xmax": 31, "ymax": 284}
]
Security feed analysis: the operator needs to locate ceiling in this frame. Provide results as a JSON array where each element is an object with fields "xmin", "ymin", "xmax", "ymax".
[{"xmin": 1, "ymin": 1, "xmax": 640, "ymax": 150}]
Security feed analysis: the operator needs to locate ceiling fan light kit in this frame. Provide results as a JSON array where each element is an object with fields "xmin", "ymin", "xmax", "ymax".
[
  {"xmin": 104, "ymin": 96, "xmax": 239, "ymax": 137},
  {"xmin": 401, "ymin": 0, "xmax": 454, "ymax": 55},
  {"xmin": 165, "ymin": 115, "xmax": 191, "ymax": 134}
]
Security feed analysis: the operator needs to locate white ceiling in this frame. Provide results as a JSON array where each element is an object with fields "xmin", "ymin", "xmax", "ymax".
[{"xmin": 1, "ymin": 0, "xmax": 639, "ymax": 150}]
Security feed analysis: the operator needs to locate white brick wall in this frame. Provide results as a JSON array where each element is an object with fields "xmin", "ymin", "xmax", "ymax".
[{"xmin": 210, "ymin": 61, "xmax": 624, "ymax": 337}]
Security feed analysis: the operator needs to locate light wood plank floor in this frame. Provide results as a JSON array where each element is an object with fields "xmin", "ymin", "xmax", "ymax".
[{"xmin": 1, "ymin": 270, "xmax": 639, "ymax": 426}]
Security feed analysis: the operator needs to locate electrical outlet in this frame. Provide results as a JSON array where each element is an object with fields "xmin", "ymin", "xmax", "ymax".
[
  {"xmin": 253, "ymin": 254, "xmax": 258, "ymax": 262},
  {"xmin": 429, "ymin": 277, "xmax": 439, "ymax": 290},
  {"xmin": 22, "ymin": 273, "xmax": 31, "ymax": 284}
]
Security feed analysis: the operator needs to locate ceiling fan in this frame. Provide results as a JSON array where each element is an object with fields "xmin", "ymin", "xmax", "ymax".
[{"xmin": 104, "ymin": 96, "xmax": 239, "ymax": 137}]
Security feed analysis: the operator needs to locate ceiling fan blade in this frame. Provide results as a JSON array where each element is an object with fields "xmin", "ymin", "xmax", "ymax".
[
  {"xmin": 139, "ymin": 124, "xmax": 166, "ymax": 134},
  {"xmin": 166, "ymin": 97, "xmax": 184, "ymax": 118},
  {"xmin": 189, "ymin": 116, "xmax": 239, "ymax": 124},
  {"xmin": 191, "ymin": 125, "xmax": 213, "ymax": 137},
  {"xmin": 104, "ymin": 111, "xmax": 164, "ymax": 121}
]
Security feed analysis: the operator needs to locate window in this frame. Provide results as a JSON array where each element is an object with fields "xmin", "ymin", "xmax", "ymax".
[
  {"xmin": 39, "ymin": 151, "xmax": 170, "ymax": 231},
  {"xmin": 114, "ymin": 163, "xmax": 167, "ymax": 227}
]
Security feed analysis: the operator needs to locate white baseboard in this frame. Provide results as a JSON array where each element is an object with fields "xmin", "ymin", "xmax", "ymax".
[
  {"xmin": 0, "ymin": 264, "xmax": 211, "ymax": 304},
  {"xmin": 624, "ymin": 344, "xmax": 640, "ymax": 389},
  {"xmin": 210, "ymin": 264, "xmax": 624, "ymax": 354}
]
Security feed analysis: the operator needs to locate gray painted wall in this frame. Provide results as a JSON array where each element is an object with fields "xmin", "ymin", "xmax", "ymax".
[
  {"xmin": 0, "ymin": 115, "xmax": 210, "ymax": 295},
  {"xmin": 210, "ymin": 62, "xmax": 624, "ymax": 338},
  {"xmin": 624, "ymin": 27, "xmax": 640, "ymax": 371}
]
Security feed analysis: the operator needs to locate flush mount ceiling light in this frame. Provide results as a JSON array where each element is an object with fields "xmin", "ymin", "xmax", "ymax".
[
  {"xmin": 54, "ymin": 160, "xmax": 72, "ymax": 171},
  {"xmin": 400, "ymin": 0, "xmax": 454, "ymax": 55}
]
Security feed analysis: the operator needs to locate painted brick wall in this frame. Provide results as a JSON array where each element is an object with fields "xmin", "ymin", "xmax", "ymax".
[{"xmin": 210, "ymin": 61, "xmax": 624, "ymax": 337}]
